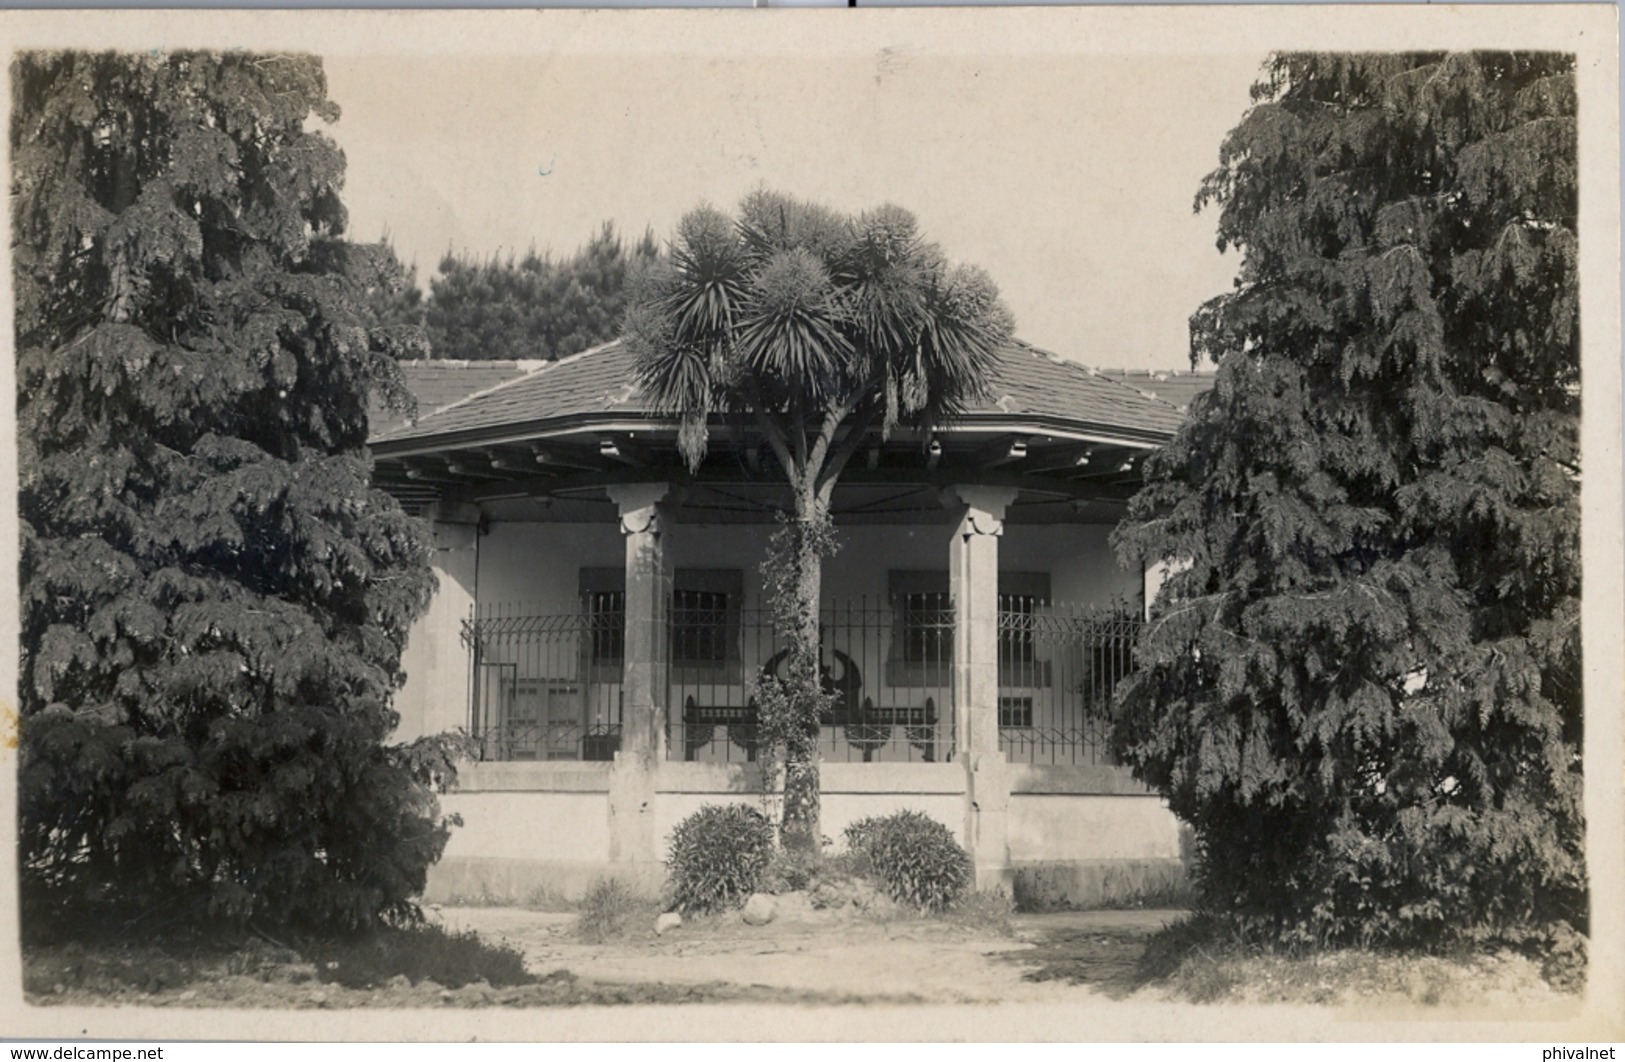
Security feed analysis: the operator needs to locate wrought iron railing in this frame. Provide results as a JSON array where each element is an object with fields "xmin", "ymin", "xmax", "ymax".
[
  {"xmin": 474, "ymin": 720, "xmax": 625, "ymax": 762},
  {"xmin": 999, "ymin": 721, "xmax": 1117, "ymax": 767},
  {"xmin": 461, "ymin": 602, "xmax": 625, "ymax": 762},
  {"xmin": 668, "ymin": 596, "xmax": 954, "ymax": 764},
  {"xmin": 996, "ymin": 598, "xmax": 1139, "ymax": 766},
  {"xmin": 458, "ymin": 594, "xmax": 1138, "ymax": 766}
]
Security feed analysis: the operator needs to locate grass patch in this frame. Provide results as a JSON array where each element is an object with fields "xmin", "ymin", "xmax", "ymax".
[
  {"xmin": 429, "ymin": 883, "xmax": 577, "ymax": 911},
  {"xmin": 24, "ymin": 919, "xmax": 536, "ymax": 1000},
  {"xmin": 575, "ymin": 877, "xmax": 661, "ymax": 943},
  {"xmin": 308, "ymin": 923, "xmax": 535, "ymax": 989},
  {"xmin": 22, "ymin": 935, "xmax": 843, "ymax": 1008},
  {"xmin": 24, "ymin": 934, "xmax": 304, "ymax": 999},
  {"xmin": 1132, "ymin": 914, "xmax": 1570, "ymax": 1006},
  {"xmin": 1010, "ymin": 922, "xmax": 1156, "ymax": 997},
  {"xmin": 944, "ymin": 889, "xmax": 1017, "ymax": 935}
]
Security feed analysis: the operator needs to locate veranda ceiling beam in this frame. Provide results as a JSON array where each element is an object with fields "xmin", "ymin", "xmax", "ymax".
[
  {"xmin": 978, "ymin": 435, "xmax": 1029, "ymax": 468},
  {"xmin": 1024, "ymin": 444, "xmax": 1097, "ymax": 475},
  {"xmin": 442, "ymin": 456, "xmax": 506, "ymax": 480},
  {"xmin": 400, "ymin": 463, "xmax": 475, "ymax": 485},
  {"xmin": 530, "ymin": 444, "xmax": 614, "ymax": 472},
  {"xmin": 1068, "ymin": 452, "xmax": 1142, "ymax": 481},
  {"xmin": 598, "ymin": 435, "xmax": 650, "ymax": 467},
  {"xmin": 480, "ymin": 448, "xmax": 536, "ymax": 473}
]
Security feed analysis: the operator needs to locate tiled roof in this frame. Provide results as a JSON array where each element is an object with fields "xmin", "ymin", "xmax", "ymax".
[
  {"xmin": 373, "ymin": 339, "xmax": 1195, "ymax": 446},
  {"xmin": 985, "ymin": 340, "xmax": 1190, "ymax": 434},
  {"xmin": 1093, "ymin": 367, "xmax": 1215, "ymax": 411},
  {"xmin": 371, "ymin": 359, "xmax": 548, "ymax": 435}
]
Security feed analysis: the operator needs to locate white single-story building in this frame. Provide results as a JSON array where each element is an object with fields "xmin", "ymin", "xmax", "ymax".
[{"xmin": 371, "ymin": 338, "xmax": 1210, "ymax": 906}]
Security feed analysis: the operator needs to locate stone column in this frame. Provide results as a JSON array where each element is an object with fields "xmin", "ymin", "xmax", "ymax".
[
  {"xmin": 604, "ymin": 483, "xmax": 672, "ymax": 887},
  {"xmin": 947, "ymin": 485, "xmax": 1019, "ymax": 892}
]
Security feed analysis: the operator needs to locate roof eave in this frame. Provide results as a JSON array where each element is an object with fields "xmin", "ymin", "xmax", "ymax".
[{"xmin": 370, "ymin": 409, "xmax": 1177, "ymax": 459}]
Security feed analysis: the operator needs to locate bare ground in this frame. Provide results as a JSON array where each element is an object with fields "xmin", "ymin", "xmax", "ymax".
[
  {"xmin": 22, "ymin": 904, "xmax": 1182, "ymax": 1009},
  {"xmin": 441, "ymin": 904, "xmax": 1185, "ymax": 1005},
  {"xmin": 24, "ymin": 903, "xmax": 1570, "ymax": 1011}
]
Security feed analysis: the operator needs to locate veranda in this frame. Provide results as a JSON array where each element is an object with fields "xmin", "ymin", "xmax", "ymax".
[{"xmin": 462, "ymin": 594, "xmax": 1138, "ymax": 768}]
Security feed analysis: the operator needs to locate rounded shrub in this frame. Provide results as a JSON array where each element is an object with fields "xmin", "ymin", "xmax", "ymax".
[
  {"xmin": 844, "ymin": 810, "xmax": 972, "ymax": 912},
  {"xmin": 666, "ymin": 804, "xmax": 776, "ymax": 914}
]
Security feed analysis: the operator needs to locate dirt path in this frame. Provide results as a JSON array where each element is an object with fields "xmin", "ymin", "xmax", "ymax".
[{"xmin": 443, "ymin": 906, "xmax": 1187, "ymax": 1005}]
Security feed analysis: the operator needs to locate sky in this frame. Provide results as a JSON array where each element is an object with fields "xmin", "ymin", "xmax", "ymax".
[{"xmin": 322, "ymin": 47, "xmax": 1267, "ymax": 373}]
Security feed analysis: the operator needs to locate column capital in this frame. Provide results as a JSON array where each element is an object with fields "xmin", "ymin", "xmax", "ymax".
[
  {"xmin": 605, "ymin": 482, "xmax": 671, "ymax": 536},
  {"xmin": 944, "ymin": 484, "xmax": 1020, "ymax": 537}
]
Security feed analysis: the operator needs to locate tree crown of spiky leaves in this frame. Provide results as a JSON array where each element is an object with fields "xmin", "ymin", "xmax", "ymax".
[{"xmin": 624, "ymin": 190, "xmax": 1014, "ymax": 475}]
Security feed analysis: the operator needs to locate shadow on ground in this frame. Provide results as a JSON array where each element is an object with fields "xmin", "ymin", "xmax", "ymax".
[
  {"xmin": 1003, "ymin": 910, "xmax": 1188, "ymax": 1000},
  {"xmin": 24, "ymin": 906, "xmax": 1193, "ymax": 1008}
]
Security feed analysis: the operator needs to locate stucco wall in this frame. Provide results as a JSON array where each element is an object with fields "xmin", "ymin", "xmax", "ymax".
[
  {"xmin": 1006, "ymin": 765, "xmax": 1179, "ymax": 862},
  {"xmin": 1007, "ymin": 793, "xmax": 1181, "ymax": 862},
  {"xmin": 651, "ymin": 761, "xmax": 968, "ymax": 850},
  {"xmin": 438, "ymin": 790, "xmax": 613, "ymax": 864},
  {"xmin": 421, "ymin": 761, "xmax": 1186, "ymax": 905},
  {"xmin": 1003, "ymin": 765, "xmax": 1187, "ymax": 908},
  {"xmin": 395, "ymin": 521, "xmax": 479, "ymax": 741},
  {"xmin": 468, "ymin": 518, "xmax": 1138, "ymax": 614},
  {"xmin": 428, "ymin": 761, "xmax": 978, "ymax": 903},
  {"xmin": 1000, "ymin": 523, "xmax": 1140, "ymax": 610},
  {"xmin": 478, "ymin": 520, "xmax": 626, "ymax": 612}
]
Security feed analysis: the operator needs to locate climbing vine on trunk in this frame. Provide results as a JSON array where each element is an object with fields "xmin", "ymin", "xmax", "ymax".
[{"xmin": 752, "ymin": 509, "xmax": 839, "ymax": 851}]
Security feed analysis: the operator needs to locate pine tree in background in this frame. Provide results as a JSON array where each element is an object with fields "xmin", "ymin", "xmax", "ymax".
[
  {"xmin": 14, "ymin": 50, "xmax": 452, "ymax": 934},
  {"xmin": 423, "ymin": 222, "xmax": 658, "ymax": 361},
  {"xmin": 366, "ymin": 238, "xmax": 431, "ymax": 360},
  {"xmin": 1112, "ymin": 53, "xmax": 1583, "ymax": 949}
]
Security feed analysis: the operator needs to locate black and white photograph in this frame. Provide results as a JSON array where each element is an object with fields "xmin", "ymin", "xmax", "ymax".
[{"xmin": 0, "ymin": 5, "xmax": 1619, "ymax": 1045}]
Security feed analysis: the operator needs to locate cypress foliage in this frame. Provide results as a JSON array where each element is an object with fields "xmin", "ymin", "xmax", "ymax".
[
  {"xmin": 1113, "ymin": 53, "xmax": 1583, "ymax": 948},
  {"xmin": 14, "ymin": 50, "xmax": 449, "ymax": 934}
]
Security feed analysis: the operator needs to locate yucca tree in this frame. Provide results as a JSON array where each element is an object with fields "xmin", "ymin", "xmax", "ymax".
[{"xmin": 625, "ymin": 191, "xmax": 1013, "ymax": 849}]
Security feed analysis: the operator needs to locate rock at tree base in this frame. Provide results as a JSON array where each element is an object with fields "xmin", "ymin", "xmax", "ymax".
[
  {"xmin": 654, "ymin": 912, "xmax": 683, "ymax": 935},
  {"xmin": 741, "ymin": 894, "xmax": 777, "ymax": 926}
]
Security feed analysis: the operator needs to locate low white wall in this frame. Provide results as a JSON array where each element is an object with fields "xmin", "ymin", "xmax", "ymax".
[
  {"xmin": 820, "ymin": 762, "xmax": 965, "ymax": 848},
  {"xmin": 438, "ymin": 791, "xmax": 612, "ymax": 864},
  {"xmin": 424, "ymin": 762, "xmax": 1186, "ymax": 906},
  {"xmin": 1004, "ymin": 766, "xmax": 1188, "ymax": 910},
  {"xmin": 650, "ymin": 762, "xmax": 966, "ymax": 850},
  {"xmin": 1006, "ymin": 765, "xmax": 1179, "ymax": 862},
  {"xmin": 1007, "ymin": 793, "xmax": 1181, "ymax": 863}
]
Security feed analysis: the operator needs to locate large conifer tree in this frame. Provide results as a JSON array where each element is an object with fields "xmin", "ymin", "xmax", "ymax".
[
  {"xmin": 1114, "ymin": 53, "xmax": 1583, "ymax": 947},
  {"xmin": 14, "ymin": 51, "xmax": 448, "ymax": 933}
]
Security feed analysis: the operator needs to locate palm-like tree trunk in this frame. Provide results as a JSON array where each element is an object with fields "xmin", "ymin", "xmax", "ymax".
[
  {"xmin": 776, "ymin": 513, "xmax": 825, "ymax": 850},
  {"xmin": 778, "ymin": 481, "xmax": 828, "ymax": 853},
  {"xmin": 757, "ymin": 404, "xmax": 857, "ymax": 852}
]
